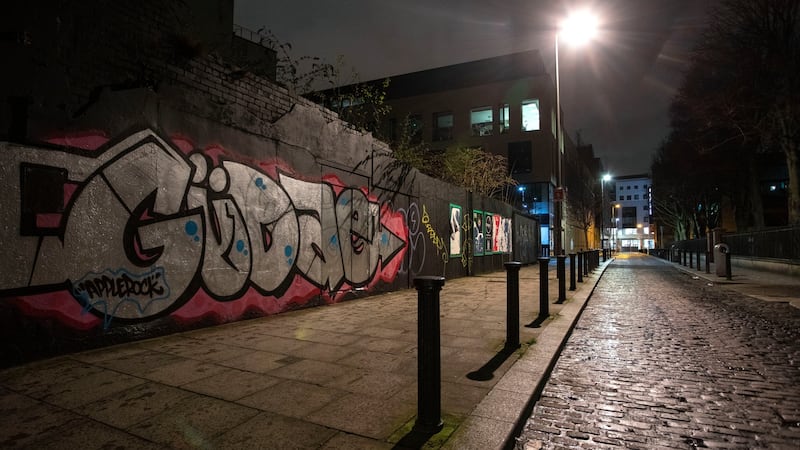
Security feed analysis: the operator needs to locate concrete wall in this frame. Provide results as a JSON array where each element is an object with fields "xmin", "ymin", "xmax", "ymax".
[{"xmin": 0, "ymin": 1, "xmax": 538, "ymax": 366}]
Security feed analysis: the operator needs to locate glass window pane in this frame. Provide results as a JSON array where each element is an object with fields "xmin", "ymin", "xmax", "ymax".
[
  {"xmin": 499, "ymin": 104, "xmax": 510, "ymax": 134},
  {"xmin": 522, "ymin": 99, "xmax": 540, "ymax": 131},
  {"xmin": 433, "ymin": 112, "xmax": 453, "ymax": 141},
  {"xmin": 470, "ymin": 107, "xmax": 493, "ymax": 136}
]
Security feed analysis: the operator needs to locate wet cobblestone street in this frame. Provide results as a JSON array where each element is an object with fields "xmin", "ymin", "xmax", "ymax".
[{"xmin": 516, "ymin": 253, "xmax": 800, "ymax": 449}]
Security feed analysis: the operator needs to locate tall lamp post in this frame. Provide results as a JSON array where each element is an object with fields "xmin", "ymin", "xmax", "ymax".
[
  {"xmin": 601, "ymin": 173, "xmax": 611, "ymax": 250},
  {"xmin": 553, "ymin": 10, "xmax": 598, "ymax": 257}
]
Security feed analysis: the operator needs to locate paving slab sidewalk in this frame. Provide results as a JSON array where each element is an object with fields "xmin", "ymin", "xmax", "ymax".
[{"xmin": 0, "ymin": 258, "xmax": 611, "ymax": 450}]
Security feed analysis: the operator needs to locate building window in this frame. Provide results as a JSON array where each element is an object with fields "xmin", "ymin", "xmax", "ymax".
[
  {"xmin": 621, "ymin": 206, "xmax": 637, "ymax": 228},
  {"xmin": 634, "ymin": 195, "xmax": 639, "ymax": 200},
  {"xmin": 508, "ymin": 141, "xmax": 532, "ymax": 174},
  {"xmin": 433, "ymin": 112, "xmax": 453, "ymax": 141},
  {"xmin": 627, "ymin": 195, "xmax": 632, "ymax": 200},
  {"xmin": 499, "ymin": 104, "xmax": 510, "ymax": 134},
  {"xmin": 470, "ymin": 107, "xmax": 493, "ymax": 136},
  {"xmin": 521, "ymin": 99, "xmax": 540, "ymax": 131}
]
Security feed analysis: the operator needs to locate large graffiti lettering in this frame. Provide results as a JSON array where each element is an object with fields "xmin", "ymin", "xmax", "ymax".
[
  {"xmin": 421, "ymin": 204, "xmax": 448, "ymax": 263},
  {"xmin": 0, "ymin": 129, "xmax": 407, "ymax": 329}
]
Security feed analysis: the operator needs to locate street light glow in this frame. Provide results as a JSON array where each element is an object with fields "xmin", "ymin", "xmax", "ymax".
[
  {"xmin": 560, "ymin": 10, "xmax": 599, "ymax": 46},
  {"xmin": 602, "ymin": 174, "xmax": 612, "ymax": 182}
]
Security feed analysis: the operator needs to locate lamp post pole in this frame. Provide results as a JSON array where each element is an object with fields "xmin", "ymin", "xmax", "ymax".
[
  {"xmin": 601, "ymin": 174, "xmax": 611, "ymax": 251},
  {"xmin": 552, "ymin": 10, "xmax": 599, "ymax": 257},
  {"xmin": 601, "ymin": 177, "xmax": 605, "ymax": 251},
  {"xmin": 554, "ymin": 31, "xmax": 563, "ymax": 257}
]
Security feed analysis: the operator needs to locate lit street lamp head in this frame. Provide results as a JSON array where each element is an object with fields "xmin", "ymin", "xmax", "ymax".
[{"xmin": 559, "ymin": 10, "xmax": 599, "ymax": 45}]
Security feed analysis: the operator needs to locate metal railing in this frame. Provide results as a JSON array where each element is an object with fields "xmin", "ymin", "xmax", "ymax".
[
  {"xmin": 721, "ymin": 226, "xmax": 800, "ymax": 261},
  {"xmin": 658, "ymin": 226, "xmax": 800, "ymax": 263}
]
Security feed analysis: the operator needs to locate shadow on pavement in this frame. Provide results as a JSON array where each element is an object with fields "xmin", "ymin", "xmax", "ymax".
[{"xmin": 466, "ymin": 347, "xmax": 517, "ymax": 381}]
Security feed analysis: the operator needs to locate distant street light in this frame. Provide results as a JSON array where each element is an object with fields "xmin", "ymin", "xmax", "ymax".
[{"xmin": 554, "ymin": 9, "xmax": 599, "ymax": 257}]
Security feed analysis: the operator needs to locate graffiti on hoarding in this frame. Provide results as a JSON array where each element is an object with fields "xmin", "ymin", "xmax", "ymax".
[
  {"xmin": 421, "ymin": 204, "xmax": 448, "ymax": 263},
  {"xmin": 0, "ymin": 129, "xmax": 407, "ymax": 329}
]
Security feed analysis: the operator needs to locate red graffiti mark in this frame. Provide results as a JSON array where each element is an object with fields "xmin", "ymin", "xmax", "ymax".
[
  {"xmin": 170, "ymin": 275, "xmax": 321, "ymax": 324},
  {"xmin": 11, "ymin": 293, "xmax": 101, "ymax": 331},
  {"xmin": 45, "ymin": 130, "xmax": 109, "ymax": 151},
  {"xmin": 169, "ymin": 134, "xmax": 195, "ymax": 154}
]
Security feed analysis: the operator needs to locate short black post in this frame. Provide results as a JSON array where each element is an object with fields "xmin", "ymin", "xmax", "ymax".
[
  {"xmin": 577, "ymin": 252, "xmax": 584, "ymax": 283},
  {"xmin": 504, "ymin": 262, "xmax": 522, "ymax": 350},
  {"xmin": 725, "ymin": 251, "xmax": 732, "ymax": 280},
  {"xmin": 538, "ymin": 257, "xmax": 550, "ymax": 320},
  {"xmin": 413, "ymin": 276, "xmax": 445, "ymax": 434},
  {"xmin": 705, "ymin": 251, "xmax": 711, "ymax": 274},
  {"xmin": 696, "ymin": 251, "xmax": 701, "ymax": 271},
  {"xmin": 556, "ymin": 255, "xmax": 566, "ymax": 303},
  {"xmin": 583, "ymin": 250, "xmax": 589, "ymax": 276},
  {"xmin": 601, "ymin": 248, "xmax": 606, "ymax": 262},
  {"xmin": 689, "ymin": 251, "xmax": 694, "ymax": 269},
  {"xmin": 568, "ymin": 253, "xmax": 576, "ymax": 291}
]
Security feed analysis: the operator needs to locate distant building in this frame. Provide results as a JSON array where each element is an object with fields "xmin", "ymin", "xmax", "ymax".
[
  {"xmin": 323, "ymin": 49, "xmax": 602, "ymax": 253},
  {"xmin": 608, "ymin": 174, "xmax": 655, "ymax": 250}
]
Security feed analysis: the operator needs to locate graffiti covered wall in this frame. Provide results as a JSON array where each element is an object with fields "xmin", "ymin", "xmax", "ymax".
[
  {"xmin": 1, "ymin": 129, "xmax": 407, "ymax": 341},
  {"xmin": 0, "ymin": 3, "xmax": 538, "ymax": 365}
]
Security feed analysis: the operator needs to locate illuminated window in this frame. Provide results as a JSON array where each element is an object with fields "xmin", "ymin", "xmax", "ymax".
[
  {"xmin": 521, "ymin": 99, "xmax": 540, "ymax": 131},
  {"xmin": 499, "ymin": 104, "xmax": 510, "ymax": 134},
  {"xmin": 470, "ymin": 107, "xmax": 493, "ymax": 136}
]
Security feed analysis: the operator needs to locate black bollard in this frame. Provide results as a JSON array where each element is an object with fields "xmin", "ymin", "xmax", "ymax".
[
  {"xmin": 725, "ymin": 251, "xmax": 732, "ymax": 280},
  {"xmin": 413, "ymin": 276, "xmax": 446, "ymax": 434},
  {"xmin": 556, "ymin": 255, "xmax": 566, "ymax": 303},
  {"xmin": 568, "ymin": 253, "xmax": 576, "ymax": 291},
  {"xmin": 583, "ymin": 250, "xmax": 589, "ymax": 276},
  {"xmin": 696, "ymin": 251, "xmax": 701, "ymax": 271},
  {"xmin": 705, "ymin": 251, "xmax": 711, "ymax": 274},
  {"xmin": 538, "ymin": 257, "xmax": 550, "ymax": 320},
  {"xmin": 577, "ymin": 252, "xmax": 584, "ymax": 283},
  {"xmin": 689, "ymin": 251, "xmax": 694, "ymax": 269},
  {"xmin": 504, "ymin": 262, "xmax": 522, "ymax": 350}
]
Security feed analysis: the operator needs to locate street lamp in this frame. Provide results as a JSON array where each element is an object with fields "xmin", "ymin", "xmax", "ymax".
[
  {"xmin": 554, "ymin": 9, "xmax": 598, "ymax": 257},
  {"xmin": 601, "ymin": 173, "xmax": 611, "ymax": 250}
]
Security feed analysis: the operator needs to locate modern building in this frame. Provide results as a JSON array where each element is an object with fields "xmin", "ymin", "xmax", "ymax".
[
  {"xmin": 607, "ymin": 174, "xmax": 655, "ymax": 250},
  {"xmin": 328, "ymin": 49, "xmax": 602, "ymax": 254}
]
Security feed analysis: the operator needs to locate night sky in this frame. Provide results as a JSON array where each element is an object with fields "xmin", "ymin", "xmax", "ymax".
[{"xmin": 234, "ymin": 0, "xmax": 714, "ymax": 177}]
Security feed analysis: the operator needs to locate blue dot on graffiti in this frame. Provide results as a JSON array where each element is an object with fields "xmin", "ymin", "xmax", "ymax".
[
  {"xmin": 381, "ymin": 232, "xmax": 389, "ymax": 245},
  {"xmin": 185, "ymin": 220, "xmax": 198, "ymax": 236},
  {"xmin": 329, "ymin": 234, "xmax": 338, "ymax": 246},
  {"xmin": 236, "ymin": 239, "xmax": 245, "ymax": 253},
  {"xmin": 287, "ymin": 257, "xmax": 294, "ymax": 265},
  {"xmin": 284, "ymin": 245, "xmax": 293, "ymax": 257},
  {"xmin": 255, "ymin": 178, "xmax": 263, "ymax": 187},
  {"xmin": 194, "ymin": 236, "xmax": 200, "ymax": 242}
]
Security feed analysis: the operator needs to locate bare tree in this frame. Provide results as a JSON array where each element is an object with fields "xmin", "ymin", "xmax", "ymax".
[{"xmin": 675, "ymin": 0, "xmax": 800, "ymax": 225}]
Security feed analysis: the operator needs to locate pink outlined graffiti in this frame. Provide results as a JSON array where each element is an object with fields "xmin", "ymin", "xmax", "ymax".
[{"xmin": 0, "ymin": 129, "xmax": 407, "ymax": 329}]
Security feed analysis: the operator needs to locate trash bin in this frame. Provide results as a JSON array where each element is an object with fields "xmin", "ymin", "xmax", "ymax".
[{"xmin": 714, "ymin": 243, "xmax": 729, "ymax": 277}]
